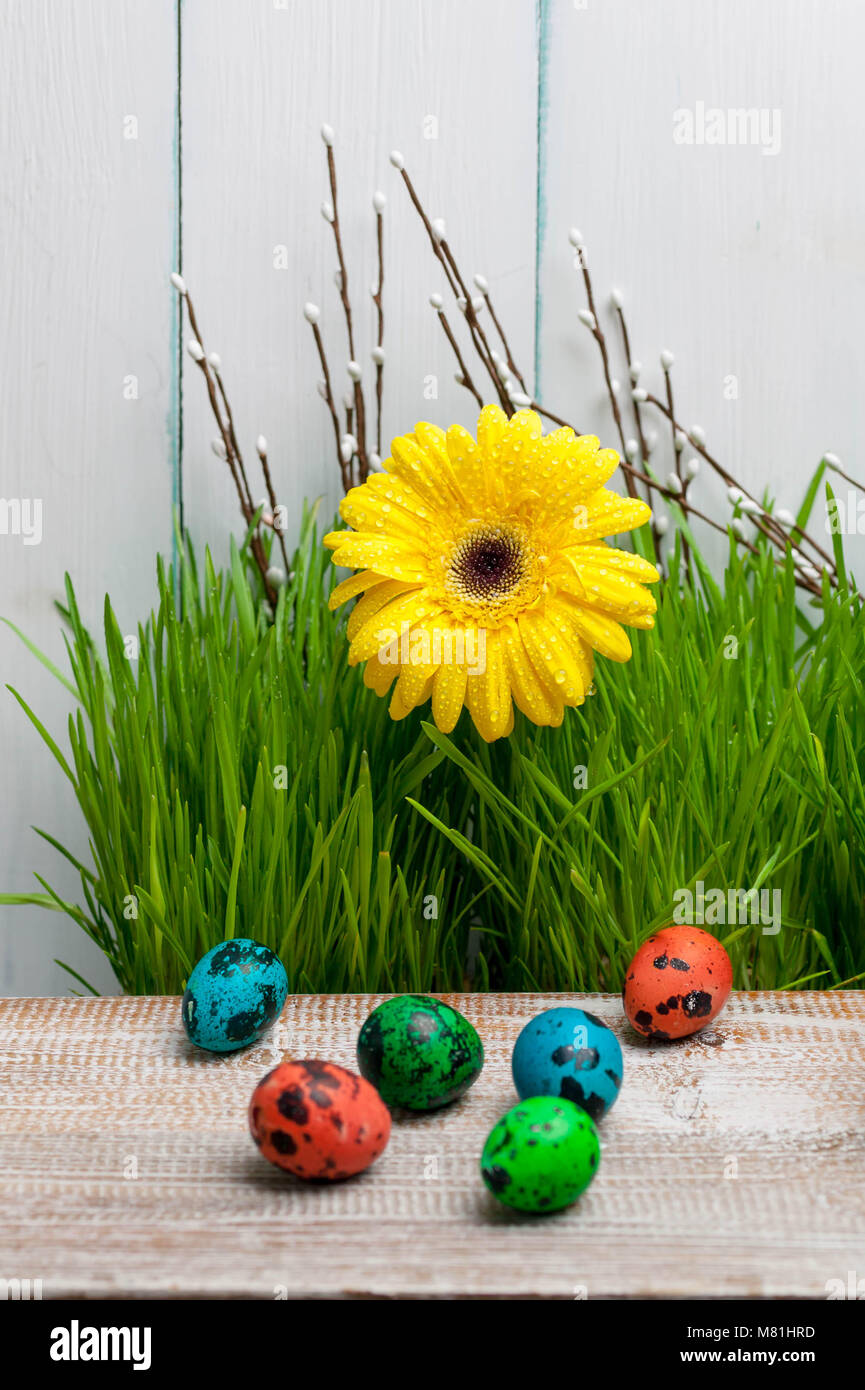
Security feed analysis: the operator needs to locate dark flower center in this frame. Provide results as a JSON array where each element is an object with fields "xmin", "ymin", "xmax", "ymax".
[{"xmin": 449, "ymin": 531, "xmax": 525, "ymax": 601}]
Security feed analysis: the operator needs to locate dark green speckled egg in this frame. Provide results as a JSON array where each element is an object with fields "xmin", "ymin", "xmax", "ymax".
[{"xmin": 356, "ymin": 995, "xmax": 484, "ymax": 1110}]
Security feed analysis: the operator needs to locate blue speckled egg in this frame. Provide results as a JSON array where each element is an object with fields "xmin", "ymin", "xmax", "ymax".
[
  {"xmin": 181, "ymin": 939, "xmax": 288, "ymax": 1053},
  {"xmin": 512, "ymin": 1007, "xmax": 623, "ymax": 1120}
]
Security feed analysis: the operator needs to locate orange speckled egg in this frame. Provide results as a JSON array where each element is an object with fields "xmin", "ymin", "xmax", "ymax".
[
  {"xmin": 623, "ymin": 926, "xmax": 732, "ymax": 1039},
  {"xmin": 249, "ymin": 1060, "xmax": 391, "ymax": 1180}
]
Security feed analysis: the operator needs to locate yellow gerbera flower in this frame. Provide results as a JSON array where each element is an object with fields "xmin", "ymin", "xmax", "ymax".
[{"xmin": 324, "ymin": 405, "xmax": 659, "ymax": 742}]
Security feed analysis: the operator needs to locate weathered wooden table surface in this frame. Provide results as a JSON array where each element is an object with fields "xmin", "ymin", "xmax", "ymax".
[{"xmin": 1, "ymin": 992, "xmax": 863, "ymax": 1299}]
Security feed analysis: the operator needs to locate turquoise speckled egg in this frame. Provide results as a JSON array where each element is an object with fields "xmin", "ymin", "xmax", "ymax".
[
  {"xmin": 480, "ymin": 1095, "xmax": 600, "ymax": 1213},
  {"xmin": 181, "ymin": 939, "xmax": 288, "ymax": 1053},
  {"xmin": 512, "ymin": 1007, "xmax": 623, "ymax": 1119}
]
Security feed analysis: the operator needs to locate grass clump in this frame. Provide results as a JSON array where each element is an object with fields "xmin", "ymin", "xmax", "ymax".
[
  {"xmin": 1, "ymin": 512, "xmax": 480, "ymax": 994},
  {"xmin": 3, "ymin": 491, "xmax": 864, "ymax": 995}
]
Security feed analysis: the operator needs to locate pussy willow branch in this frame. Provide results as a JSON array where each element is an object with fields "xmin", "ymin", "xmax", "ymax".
[
  {"xmin": 643, "ymin": 394, "xmax": 837, "ymax": 576},
  {"xmin": 613, "ymin": 300, "xmax": 650, "ymax": 467},
  {"xmin": 610, "ymin": 299, "xmax": 664, "ymax": 552},
  {"xmin": 827, "ymin": 458, "xmax": 865, "ymax": 494},
  {"xmin": 621, "ymin": 459, "xmax": 823, "ymax": 597},
  {"xmin": 483, "ymin": 285, "xmax": 528, "ymax": 395},
  {"xmin": 324, "ymin": 140, "xmax": 369, "ymax": 481},
  {"xmin": 181, "ymin": 290, "xmax": 276, "ymax": 605},
  {"xmin": 433, "ymin": 302, "xmax": 484, "ymax": 410},
  {"xmin": 256, "ymin": 437, "xmax": 291, "ymax": 573},
  {"xmin": 304, "ymin": 144, "xmax": 840, "ymax": 604},
  {"xmin": 439, "ymin": 241, "xmax": 513, "ymax": 414},
  {"xmin": 527, "ymin": 401, "xmax": 583, "ymax": 433},
  {"xmin": 575, "ymin": 250, "xmax": 634, "ymax": 496},
  {"xmin": 307, "ymin": 317, "xmax": 351, "ymax": 492},
  {"xmin": 394, "ymin": 161, "xmax": 512, "ymax": 414},
  {"xmin": 662, "ymin": 359, "xmax": 690, "ymax": 575},
  {"xmin": 428, "ymin": 276, "xmax": 823, "ymax": 595},
  {"xmin": 212, "ymin": 365, "xmax": 255, "ymax": 516}
]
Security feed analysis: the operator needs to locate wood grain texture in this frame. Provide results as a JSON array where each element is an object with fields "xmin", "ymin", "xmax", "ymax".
[
  {"xmin": 1, "ymin": 991, "xmax": 863, "ymax": 1299},
  {"xmin": 0, "ymin": 0, "xmax": 178, "ymax": 995}
]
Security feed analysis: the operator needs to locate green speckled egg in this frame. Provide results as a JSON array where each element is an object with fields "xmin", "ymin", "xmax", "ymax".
[
  {"xmin": 480, "ymin": 1095, "xmax": 600, "ymax": 1213},
  {"xmin": 356, "ymin": 995, "xmax": 483, "ymax": 1110}
]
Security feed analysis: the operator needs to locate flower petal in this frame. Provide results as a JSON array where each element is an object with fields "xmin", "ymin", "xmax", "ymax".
[
  {"xmin": 363, "ymin": 652, "xmax": 398, "ymax": 697},
  {"xmin": 390, "ymin": 644, "xmax": 439, "ymax": 713},
  {"xmin": 325, "ymin": 534, "xmax": 429, "ymax": 582},
  {"xmin": 518, "ymin": 609, "xmax": 591, "ymax": 704},
  {"xmin": 556, "ymin": 563, "xmax": 657, "ymax": 624},
  {"xmin": 340, "ymin": 478, "xmax": 439, "ymax": 545},
  {"xmin": 413, "ymin": 421, "xmax": 472, "ymax": 509},
  {"xmin": 570, "ymin": 545, "xmax": 660, "ymax": 584},
  {"xmin": 465, "ymin": 630, "xmax": 511, "ymax": 741},
  {"xmin": 329, "ymin": 570, "xmax": 389, "ymax": 611},
  {"xmin": 476, "ymin": 403, "xmax": 509, "ymax": 456},
  {"xmin": 348, "ymin": 592, "xmax": 438, "ymax": 664},
  {"xmin": 558, "ymin": 491, "xmax": 652, "ymax": 545},
  {"xmin": 347, "ymin": 579, "xmax": 415, "ymax": 641},
  {"xmin": 500, "ymin": 622, "xmax": 562, "ymax": 726},
  {"xmin": 432, "ymin": 658, "xmax": 468, "ymax": 734},
  {"xmin": 390, "ymin": 668, "xmax": 435, "ymax": 721},
  {"xmin": 386, "ymin": 433, "xmax": 460, "ymax": 511},
  {"xmin": 559, "ymin": 596, "xmax": 633, "ymax": 662},
  {"xmin": 445, "ymin": 423, "xmax": 490, "ymax": 507}
]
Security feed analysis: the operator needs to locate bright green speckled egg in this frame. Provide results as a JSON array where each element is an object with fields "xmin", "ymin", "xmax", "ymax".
[
  {"xmin": 480, "ymin": 1095, "xmax": 600, "ymax": 1213},
  {"xmin": 356, "ymin": 995, "xmax": 484, "ymax": 1110}
]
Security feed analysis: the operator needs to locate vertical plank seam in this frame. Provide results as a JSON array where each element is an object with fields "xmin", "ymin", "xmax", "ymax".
[
  {"xmin": 171, "ymin": 0, "xmax": 185, "ymax": 579},
  {"xmin": 533, "ymin": 0, "xmax": 551, "ymax": 402}
]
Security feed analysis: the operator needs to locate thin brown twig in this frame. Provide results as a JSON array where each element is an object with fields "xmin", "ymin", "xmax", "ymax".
[
  {"xmin": 439, "ymin": 241, "xmax": 512, "ymax": 412},
  {"xmin": 575, "ymin": 250, "xmax": 635, "ymax": 496},
  {"xmin": 182, "ymin": 292, "xmax": 275, "ymax": 604},
  {"xmin": 394, "ymin": 160, "xmax": 510, "ymax": 412},
  {"xmin": 435, "ymin": 304, "xmax": 484, "ymax": 411},
  {"xmin": 621, "ymin": 459, "xmax": 822, "ymax": 596},
  {"xmin": 483, "ymin": 285, "xmax": 529, "ymax": 395},
  {"xmin": 395, "ymin": 163, "xmax": 460, "ymax": 297},
  {"xmin": 613, "ymin": 302, "xmax": 650, "ymax": 467},
  {"xmin": 307, "ymin": 316, "xmax": 351, "ymax": 492},
  {"xmin": 530, "ymin": 401, "xmax": 583, "ymax": 433},
  {"xmin": 256, "ymin": 438, "xmax": 291, "ymax": 574},
  {"xmin": 644, "ymin": 394, "xmax": 837, "ymax": 573},
  {"xmin": 212, "ymin": 367, "xmax": 256, "ymax": 515},
  {"xmin": 609, "ymin": 296, "xmax": 661, "ymax": 545},
  {"xmin": 662, "ymin": 361, "xmax": 690, "ymax": 576},
  {"xmin": 325, "ymin": 142, "xmax": 368, "ymax": 482},
  {"xmin": 827, "ymin": 459, "xmax": 865, "ymax": 493},
  {"xmin": 624, "ymin": 460, "xmax": 749, "ymax": 539}
]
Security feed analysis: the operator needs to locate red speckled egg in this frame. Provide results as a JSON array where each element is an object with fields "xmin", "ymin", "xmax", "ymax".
[
  {"xmin": 623, "ymin": 926, "xmax": 733, "ymax": 1039},
  {"xmin": 249, "ymin": 1059, "xmax": 391, "ymax": 1180}
]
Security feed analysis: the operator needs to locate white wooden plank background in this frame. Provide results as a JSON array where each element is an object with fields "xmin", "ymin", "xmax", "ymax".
[
  {"xmin": 537, "ymin": 0, "xmax": 865, "ymax": 575},
  {"xmin": 2, "ymin": 0, "xmax": 864, "ymax": 995},
  {"xmin": 1, "ymin": 992, "xmax": 863, "ymax": 1298},
  {"xmin": 179, "ymin": 0, "xmax": 538, "ymax": 558},
  {"xmin": 0, "ymin": 0, "xmax": 179, "ymax": 996}
]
